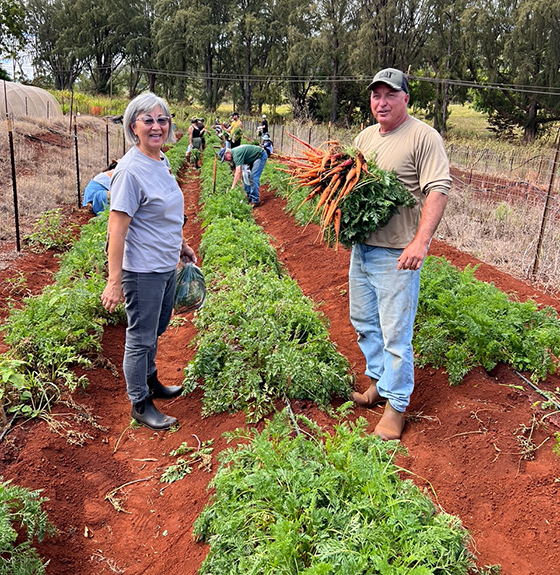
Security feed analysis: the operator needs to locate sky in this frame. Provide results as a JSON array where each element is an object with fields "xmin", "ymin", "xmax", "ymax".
[{"xmin": 1, "ymin": 53, "xmax": 34, "ymax": 81}]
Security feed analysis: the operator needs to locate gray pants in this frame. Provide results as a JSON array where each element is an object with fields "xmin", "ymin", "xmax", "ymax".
[{"xmin": 121, "ymin": 269, "xmax": 176, "ymax": 404}]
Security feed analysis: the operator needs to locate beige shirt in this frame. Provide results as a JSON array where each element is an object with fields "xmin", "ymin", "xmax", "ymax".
[{"xmin": 353, "ymin": 116, "xmax": 451, "ymax": 248}]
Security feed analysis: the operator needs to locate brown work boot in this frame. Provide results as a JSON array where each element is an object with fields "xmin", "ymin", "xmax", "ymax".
[
  {"xmin": 350, "ymin": 380, "xmax": 386, "ymax": 407},
  {"xmin": 374, "ymin": 402, "xmax": 405, "ymax": 441}
]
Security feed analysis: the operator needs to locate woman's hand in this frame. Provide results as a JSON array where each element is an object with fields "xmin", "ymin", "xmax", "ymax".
[
  {"xmin": 180, "ymin": 241, "xmax": 197, "ymax": 264},
  {"xmin": 101, "ymin": 280, "xmax": 122, "ymax": 313}
]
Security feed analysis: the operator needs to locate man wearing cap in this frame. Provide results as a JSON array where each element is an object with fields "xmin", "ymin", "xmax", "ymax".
[
  {"xmin": 259, "ymin": 114, "xmax": 269, "ymax": 140},
  {"xmin": 218, "ymin": 144, "xmax": 268, "ymax": 206},
  {"xmin": 349, "ymin": 68, "xmax": 451, "ymax": 441}
]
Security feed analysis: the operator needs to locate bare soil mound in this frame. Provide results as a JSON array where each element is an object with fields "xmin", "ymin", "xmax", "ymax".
[{"xmin": 1, "ymin": 168, "xmax": 559, "ymax": 575}]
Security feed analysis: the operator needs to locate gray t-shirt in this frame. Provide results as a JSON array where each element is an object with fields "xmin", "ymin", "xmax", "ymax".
[{"xmin": 110, "ymin": 146, "xmax": 184, "ymax": 273}]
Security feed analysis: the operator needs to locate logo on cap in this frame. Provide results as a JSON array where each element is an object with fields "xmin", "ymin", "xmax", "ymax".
[{"xmin": 366, "ymin": 68, "xmax": 408, "ymax": 93}]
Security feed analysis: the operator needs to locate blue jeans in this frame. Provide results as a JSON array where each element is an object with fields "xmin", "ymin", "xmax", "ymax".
[
  {"xmin": 349, "ymin": 244, "xmax": 421, "ymax": 412},
  {"xmin": 121, "ymin": 269, "xmax": 176, "ymax": 404},
  {"xmin": 243, "ymin": 150, "xmax": 267, "ymax": 203}
]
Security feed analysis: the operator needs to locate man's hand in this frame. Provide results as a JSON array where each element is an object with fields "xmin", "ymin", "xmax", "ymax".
[
  {"xmin": 397, "ymin": 239, "xmax": 429, "ymax": 270},
  {"xmin": 398, "ymin": 191, "xmax": 448, "ymax": 271}
]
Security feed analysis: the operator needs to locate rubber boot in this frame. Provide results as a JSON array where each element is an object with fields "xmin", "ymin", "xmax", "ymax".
[
  {"xmin": 350, "ymin": 379, "xmax": 386, "ymax": 407},
  {"xmin": 147, "ymin": 371, "xmax": 183, "ymax": 400},
  {"xmin": 374, "ymin": 402, "xmax": 405, "ymax": 441},
  {"xmin": 131, "ymin": 396, "xmax": 177, "ymax": 430}
]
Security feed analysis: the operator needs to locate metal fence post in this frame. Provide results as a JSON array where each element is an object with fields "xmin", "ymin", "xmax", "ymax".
[
  {"xmin": 4, "ymin": 81, "xmax": 21, "ymax": 251},
  {"xmin": 74, "ymin": 115, "xmax": 81, "ymax": 208},
  {"xmin": 532, "ymin": 131, "xmax": 560, "ymax": 275}
]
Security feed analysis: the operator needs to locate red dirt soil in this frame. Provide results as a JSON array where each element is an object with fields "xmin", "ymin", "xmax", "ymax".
[{"xmin": 1, "ymin": 167, "xmax": 560, "ymax": 575}]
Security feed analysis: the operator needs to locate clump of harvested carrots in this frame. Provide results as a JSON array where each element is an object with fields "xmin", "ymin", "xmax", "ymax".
[
  {"xmin": 279, "ymin": 133, "xmax": 367, "ymax": 246},
  {"xmin": 280, "ymin": 133, "xmax": 416, "ymax": 249}
]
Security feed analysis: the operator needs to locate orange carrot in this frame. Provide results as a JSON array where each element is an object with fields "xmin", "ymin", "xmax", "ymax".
[
  {"xmin": 298, "ymin": 185, "xmax": 324, "ymax": 207},
  {"xmin": 286, "ymin": 132, "xmax": 322, "ymax": 155},
  {"xmin": 320, "ymin": 153, "xmax": 331, "ymax": 171},
  {"xmin": 333, "ymin": 167, "xmax": 357, "ymax": 200},
  {"xmin": 340, "ymin": 174, "xmax": 360, "ymax": 197},
  {"xmin": 308, "ymin": 176, "xmax": 341, "ymax": 222},
  {"xmin": 354, "ymin": 154, "xmax": 362, "ymax": 182},
  {"xmin": 333, "ymin": 208, "xmax": 342, "ymax": 247}
]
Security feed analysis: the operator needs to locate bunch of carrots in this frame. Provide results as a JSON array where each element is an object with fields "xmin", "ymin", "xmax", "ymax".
[
  {"xmin": 279, "ymin": 133, "xmax": 366, "ymax": 244},
  {"xmin": 279, "ymin": 132, "xmax": 415, "ymax": 249}
]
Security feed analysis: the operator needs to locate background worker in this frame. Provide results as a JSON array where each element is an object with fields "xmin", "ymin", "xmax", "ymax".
[
  {"xmin": 190, "ymin": 118, "xmax": 205, "ymax": 152},
  {"xmin": 261, "ymin": 133, "xmax": 273, "ymax": 157},
  {"xmin": 196, "ymin": 118, "xmax": 206, "ymax": 151},
  {"xmin": 258, "ymin": 114, "xmax": 268, "ymax": 141},
  {"xmin": 349, "ymin": 68, "xmax": 451, "ymax": 441},
  {"xmin": 228, "ymin": 112, "xmax": 243, "ymax": 148},
  {"xmin": 82, "ymin": 160, "xmax": 118, "ymax": 215},
  {"xmin": 218, "ymin": 143, "xmax": 268, "ymax": 207}
]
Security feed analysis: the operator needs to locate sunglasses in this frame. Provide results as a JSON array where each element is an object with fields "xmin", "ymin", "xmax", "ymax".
[{"xmin": 136, "ymin": 116, "xmax": 170, "ymax": 126}]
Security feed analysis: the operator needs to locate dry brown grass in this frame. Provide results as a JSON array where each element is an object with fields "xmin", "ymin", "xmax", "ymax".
[
  {"xmin": 0, "ymin": 115, "xmax": 124, "ymax": 242},
  {"xmin": 439, "ymin": 176, "xmax": 560, "ymax": 295}
]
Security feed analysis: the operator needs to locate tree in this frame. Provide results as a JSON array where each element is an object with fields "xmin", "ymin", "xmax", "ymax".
[
  {"xmin": 353, "ymin": 0, "xmax": 433, "ymax": 75},
  {"xmin": 284, "ymin": 2, "xmax": 323, "ymax": 118},
  {"xmin": 464, "ymin": 0, "xmax": 560, "ymax": 142},
  {"xmin": 229, "ymin": 0, "xmax": 288, "ymax": 114},
  {"xmin": 124, "ymin": 0, "xmax": 158, "ymax": 96},
  {"xmin": 0, "ymin": 0, "xmax": 25, "ymax": 58},
  {"xmin": 417, "ymin": 0, "xmax": 470, "ymax": 135},
  {"xmin": 316, "ymin": 0, "xmax": 359, "ymax": 124},
  {"xmin": 155, "ymin": 0, "xmax": 231, "ymax": 104},
  {"xmin": 27, "ymin": 0, "xmax": 87, "ymax": 89},
  {"xmin": 73, "ymin": 0, "xmax": 142, "ymax": 94}
]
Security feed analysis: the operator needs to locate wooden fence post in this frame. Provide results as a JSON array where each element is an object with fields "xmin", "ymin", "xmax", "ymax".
[{"xmin": 105, "ymin": 117, "xmax": 109, "ymax": 166}]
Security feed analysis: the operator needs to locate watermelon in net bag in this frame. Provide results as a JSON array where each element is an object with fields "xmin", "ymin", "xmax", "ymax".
[{"xmin": 174, "ymin": 262, "xmax": 206, "ymax": 313}]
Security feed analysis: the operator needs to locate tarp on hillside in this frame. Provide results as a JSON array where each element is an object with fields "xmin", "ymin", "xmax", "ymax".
[{"xmin": 1, "ymin": 81, "xmax": 63, "ymax": 119}]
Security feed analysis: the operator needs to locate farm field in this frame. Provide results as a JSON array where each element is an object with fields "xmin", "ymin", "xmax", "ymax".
[{"xmin": 1, "ymin": 159, "xmax": 560, "ymax": 575}]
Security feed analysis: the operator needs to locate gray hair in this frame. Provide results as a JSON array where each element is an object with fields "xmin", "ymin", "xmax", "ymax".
[{"xmin": 123, "ymin": 92, "xmax": 175, "ymax": 146}]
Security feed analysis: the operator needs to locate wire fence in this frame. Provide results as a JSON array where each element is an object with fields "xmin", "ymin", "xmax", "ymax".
[
  {"xmin": 2, "ymin": 115, "xmax": 559, "ymax": 293},
  {"xmin": 0, "ymin": 114, "xmax": 126, "ymax": 251}
]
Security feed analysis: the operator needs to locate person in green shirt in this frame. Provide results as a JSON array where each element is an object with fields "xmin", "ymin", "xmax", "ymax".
[{"xmin": 219, "ymin": 144, "xmax": 268, "ymax": 207}]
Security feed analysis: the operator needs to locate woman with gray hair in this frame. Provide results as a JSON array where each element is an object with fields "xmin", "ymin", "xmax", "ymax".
[{"xmin": 101, "ymin": 92, "xmax": 197, "ymax": 430}]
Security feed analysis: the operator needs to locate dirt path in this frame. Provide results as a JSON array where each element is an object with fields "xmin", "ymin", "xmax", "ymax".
[{"xmin": 1, "ymin": 167, "xmax": 559, "ymax": 575}]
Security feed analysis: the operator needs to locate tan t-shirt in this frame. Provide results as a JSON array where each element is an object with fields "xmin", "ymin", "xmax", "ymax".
[{"xmin": 353, "ymin": 116, "xmax": 451, "ymax": 248}]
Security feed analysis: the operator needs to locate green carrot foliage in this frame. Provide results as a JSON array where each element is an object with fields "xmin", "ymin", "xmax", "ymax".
[
  {"xmin": 184, "ymin": 267, "xmax": 352, "ymax": 422},
  {"xmin": 0, "ymin": 479, "xmax": 56, "ymax": 575},
  {"xmin": 416, "ymin": 257, "xmax": 560, "ymax": 384},
  {"xmin": 194, "ymin": 410, "xmax": 476, "ymax": 575}
]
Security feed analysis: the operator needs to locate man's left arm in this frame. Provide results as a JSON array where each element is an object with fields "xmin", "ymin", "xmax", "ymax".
[
  {"xmin": 397, "ymin": 190, "xmax": 448, "ymax": 271},
  {"xmin": 231, "ymin": 165, "xmax": 242, "ymax": 190}
]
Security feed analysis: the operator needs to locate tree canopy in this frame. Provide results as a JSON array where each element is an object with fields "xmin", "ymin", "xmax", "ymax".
[{"xmin": 10, "ymin": 0, "xmax": 560, "ymax": 139}]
